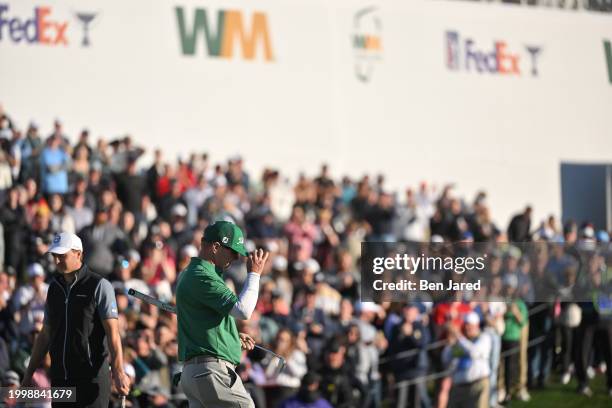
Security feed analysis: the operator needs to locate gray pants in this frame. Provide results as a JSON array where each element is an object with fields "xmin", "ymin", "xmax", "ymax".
[{"xmin": 181, "ymin": 359, "xmax": 255, "ymax": 408}]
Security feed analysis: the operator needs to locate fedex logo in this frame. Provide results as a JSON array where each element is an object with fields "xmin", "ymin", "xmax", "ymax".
[
  {"xmin": 446, "ymin": 30, "xmax": 542, "ymax": 77},
  {"xmin": 0, "ymin": 4, "xmax": 68, "ymax": 45}
]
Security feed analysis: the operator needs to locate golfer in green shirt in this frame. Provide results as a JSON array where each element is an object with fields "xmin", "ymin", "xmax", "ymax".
[{"xmin": 176, "ymin": 221, "xmax": 269, "ymax": 408}]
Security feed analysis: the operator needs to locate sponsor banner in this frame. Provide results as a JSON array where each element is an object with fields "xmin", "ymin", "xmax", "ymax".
[
  {"xmin": 352, "ymin": 6, "xmax": 383, "ymax": 82},
  {"xmin": 445, "ymin": 30, "xmax": 542, "ymax": 77},
  {"xmin": 0, "ymin": 2, "xmax": 97, "ymax": 47},
  {"xmin": 174, "ymin": 7, "xmax": 274, "ymax": 61}
]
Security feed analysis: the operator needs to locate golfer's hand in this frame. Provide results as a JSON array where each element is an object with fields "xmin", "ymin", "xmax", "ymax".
[
  {"xmin": 239, "ymin": 333, "xmax": 255, "ymax": 351},
  {"xmin": 247, "ymin": 249, "xmax": 269, "ymax": 275},
  {"xmin": 112, "ymin": 370, "xmax": 131, "ymax": 396}
]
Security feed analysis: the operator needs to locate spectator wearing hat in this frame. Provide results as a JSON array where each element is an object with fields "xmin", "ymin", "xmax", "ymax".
[
  {"xmin": 22, "ymin": 231, "xmax": 130, "ymax": 407},
  {"xmin": 443, "ymin": 312, "xmax": 491, "ymax": 408}
]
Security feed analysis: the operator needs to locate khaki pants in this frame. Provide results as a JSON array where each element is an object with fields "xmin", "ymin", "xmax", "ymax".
[
  {"xmin": 181, "ymin": 359, "xmax": 255, "ymax": 408},
  {"xmin": 448, "ymin": 377, "xmax": 489, "ymax": 408},
  {"xmin": 519, "ymin": 323, "xmax": 529, "ymax": 392}
]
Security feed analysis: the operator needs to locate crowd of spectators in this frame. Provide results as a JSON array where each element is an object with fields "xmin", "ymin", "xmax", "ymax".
[{"xmin": 0, "ymin": 106, "xmax": 611, "ymax": 408}]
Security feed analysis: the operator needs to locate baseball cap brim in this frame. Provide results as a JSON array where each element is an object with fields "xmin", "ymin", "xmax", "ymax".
[
  {"xmin": 228, "ymin": 243, "xmax": 248, "ymax": 257},
  {"xmin": 48, "ymin": 245, "xmax": 71, "ymax": 254}
]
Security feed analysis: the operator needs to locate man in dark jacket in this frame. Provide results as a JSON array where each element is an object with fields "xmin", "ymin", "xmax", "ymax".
[
  {"xmin": 507, "ymin": 206, "xmax": 532, "ymax": 242},
  {"xmin": 319, "ymin": 340, "xmax": 362, "ymax": 408},
  {"xmin": 21, "ymin": 232, "xmax": 130, "ymax": 407}
]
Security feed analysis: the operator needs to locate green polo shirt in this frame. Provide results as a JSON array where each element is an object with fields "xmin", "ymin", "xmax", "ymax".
[
  {"xmin": 176, "ymin": 257, "xmax": 241, "ymax": 365},
  {"xmin": 502, "ymin": 299, "xmax": 528, "ymax": 342}
]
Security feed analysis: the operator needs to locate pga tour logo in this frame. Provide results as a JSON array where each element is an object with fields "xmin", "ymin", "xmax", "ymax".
[{"xmin": 0, "ymin": 3, "xmax": 98, "ymax": 47}]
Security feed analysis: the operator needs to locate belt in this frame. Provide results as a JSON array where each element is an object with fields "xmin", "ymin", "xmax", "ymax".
[{"xmin": 184, "ymin": 355, "xmax": 236, "ymax": 369}]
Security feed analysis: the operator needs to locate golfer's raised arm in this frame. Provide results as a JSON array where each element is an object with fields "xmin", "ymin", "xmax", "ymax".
[{"xmin": 231, "ymin": 248, "xmax": 269, "ymax": 320}]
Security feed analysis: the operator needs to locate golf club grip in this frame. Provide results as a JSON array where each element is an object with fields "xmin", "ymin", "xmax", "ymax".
[{"xmin": 127, "ymin": 288, "xmax": 177, "ymax": 314}]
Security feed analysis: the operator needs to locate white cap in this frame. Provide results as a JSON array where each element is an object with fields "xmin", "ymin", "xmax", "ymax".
[
  {"xmin": 48, "ymin": 232, "xmax": 83, "ymax": 254},
  {"xmin": 272, "ymin": 256, "xmax": 288, "ymax": 271},
  {"xmin": 124, "ymin": 363, "xmax": 136, "ymax": 379},
  {"xmin": 27, "ymin": 263, "xmax": 45, "ymax": 278},
  {"xmin": 181, "ymin": 244, "xmax": 198, "ymax": 258},
  {"xmin": 431, "ymin": 234, "xmax": 444, "ymax": 243},
  {"xmin": 356, "ymin": 301, "xmax": 382, "ymax": 314},
  {"xmin": 304, "ymin": 258, "xmax": 320, "ymax": 274},
  {"xmin": 128, "ymin": 249, "xmax": 141, "ymax": 263},
  {"xmin": 172, "ymin": 204, "xmax": 188, "ymax": 217},
  {"xmin": 464, "ymin": 311, "xmax": 480, "ymax": 325}
]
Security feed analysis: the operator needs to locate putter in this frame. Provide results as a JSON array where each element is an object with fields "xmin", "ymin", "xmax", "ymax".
[{"xmin": 127, "ymin": 288, "xmax": 286, "ymax": 373}]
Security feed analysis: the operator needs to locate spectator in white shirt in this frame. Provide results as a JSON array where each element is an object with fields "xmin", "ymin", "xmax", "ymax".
[{"xmin": 444, "ymin": 312, "xmax": 491, "ymax": 408}]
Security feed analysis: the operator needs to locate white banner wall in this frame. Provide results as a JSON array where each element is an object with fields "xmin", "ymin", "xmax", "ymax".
[{"xmin": 1, "ymin": 0, "xmax": 611, "ymax": 225}]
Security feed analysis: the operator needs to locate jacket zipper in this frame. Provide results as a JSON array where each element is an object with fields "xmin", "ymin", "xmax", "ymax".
[
  {"xmin": 87, "ymin": 342, "xmax": 92, "ymax": 366},
  {"xmin": 53, "ymin": 275, "xmax": 78, "ymax": 381}
]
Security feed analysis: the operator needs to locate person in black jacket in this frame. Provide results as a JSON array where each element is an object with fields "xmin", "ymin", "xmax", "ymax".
[
  {"xmin": 507, "ymin": 206, "xmax": 532, "ymax": 243},
  {"xmin": 388, "ymin": 304, "xmax": 430, "ymax": 408},
  {"xmin": 319, "ymin": 340, "xmax": 362, "ymax": 408},
  {"xmin": 21, "ymin": 232, "xmax": 130, "ymax": 407}
]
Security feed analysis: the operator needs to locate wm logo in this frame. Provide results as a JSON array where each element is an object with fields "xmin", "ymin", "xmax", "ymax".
[{"xmin": 175, "ymin": 7, "xmax": 274, "ymax": 61}]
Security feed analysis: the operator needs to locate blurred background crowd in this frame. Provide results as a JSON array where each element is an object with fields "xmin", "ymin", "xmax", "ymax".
[{"xmin": 0, "ymin": 108, "xmax": 611, "ymax": 408}]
